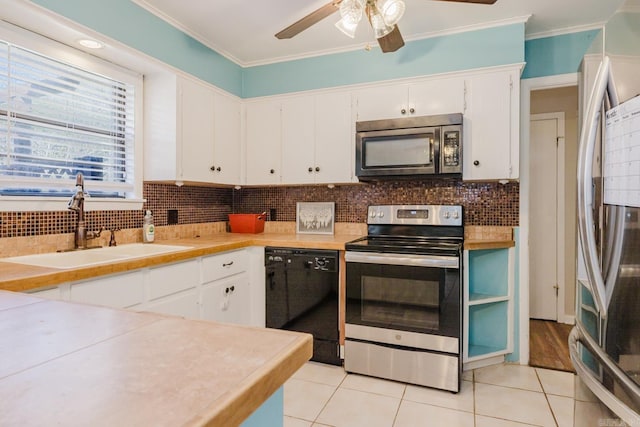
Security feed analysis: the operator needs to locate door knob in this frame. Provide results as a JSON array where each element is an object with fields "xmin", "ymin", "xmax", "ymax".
[
  {"xmin": 269, "ymin": 169, "xmax": 275, "ymax": 174},
  {"xmin": 308, "ymin": 167, "xmax": 313, "ymax": 172},
  {"xmin": 473, "ymin": 160, "xmax": 480, "ymax": 166},
  {"xmin": 409, "ymin": 108, "xmax": 415, "ymax": 114},
  {"xmin": 315, "ymin": 166, "xmax": 320, "ymax": 172},
  {"xmin": 400, "ymin": 108, "xmax": 407, "ymax": 114}
]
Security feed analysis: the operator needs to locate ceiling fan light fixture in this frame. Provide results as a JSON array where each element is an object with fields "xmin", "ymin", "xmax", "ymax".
[
  {"xmin": 335, "ymin": 17, "xmax": 359, "ymax": 38},
  {"xmin": 367, "ymin": 2, "xmax": 394, "ymax": 39},
  {"xmin": 339, "ymin": 0, "xmax": 365, "ymax": 25},
  {"xmin": 378, "ymin": 0, "xmax": 405, "ymax": 26}
]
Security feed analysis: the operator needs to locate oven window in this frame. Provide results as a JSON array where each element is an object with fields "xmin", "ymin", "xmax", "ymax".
[
  {"xmin": 346, "ymin": 261, "xmax": 460, "ymax": 337},
  {"xmin": 361, "ymin": 276, "xmax": 439, "ymax": 330}
]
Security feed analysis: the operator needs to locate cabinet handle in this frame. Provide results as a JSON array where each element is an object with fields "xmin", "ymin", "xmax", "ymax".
[
  {"xmin": 222, "ymin": 261, "xmax": 234, "ymax": 267},
  {"xmin": 216, "ymin": 166, "xmax": 221, "ymax": 172},
  {"xmin": 224, "ymin": 287, "xmax": 230, "ymax": 294},
  {"xmin": 409, "ymin": 107, "xmax": 415, "ymax": 114},
  {"xmin": 210, "ymin": 165, "xmax": 216, "ymax": 171},
  {"xmin": 269, "ymin": 169, "xmax": 275, "ymax": 174},
  {"xmin": 473, "ymin": 160, "xmax": 480, "ymax": 166},
  {"xmin": 308, "ymin": 167, "xmax": 313, "ymax": 173},
  {"xmin": 230, "ymin": 285, "xmax": 235, "ymax": 292},
  {"xmin": 400, "ymin": 108, "xmax": 407, "ymax": 114},
  {"xmin": 315, "ymin": 166, "xmax": 320, "ymax": 172}
]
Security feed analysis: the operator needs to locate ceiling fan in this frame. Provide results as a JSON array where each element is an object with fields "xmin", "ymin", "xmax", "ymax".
[{"xmin": 275, "ymin": 0, "xmax": 497, "ymax": 53}]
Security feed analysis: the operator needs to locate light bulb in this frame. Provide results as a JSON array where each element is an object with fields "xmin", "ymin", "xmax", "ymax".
[{"xmin": 379, "ymin": 0, "xmax": 405, "ymax": 26}]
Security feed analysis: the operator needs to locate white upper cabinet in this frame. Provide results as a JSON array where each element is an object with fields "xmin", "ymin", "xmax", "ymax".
[
  {"xmin": 245, "ymin": 99, "xmax": 283, "ymax": 185},
  {"xmin": 281, "ymin": 91, "xmax": 353, "ymax": 184},
  {"xmin": 463, "ymin": 66, "xmax": 521, "ymax": 181},
  {"xmin": 354, "ymin": 77, "xmax": 466, "ymax": 121},
  {"xmin": 246, "ymin": 90, "xmax": 354, "ymax": 186},
  {"xmin": 179, "ymin": 77, "xmax": 216, "ymax": 183},
  {"xmin": 144, "ymin": 73, "xmax": 242, "ymax": 185},
  {"xmin": 212, "ymin": 92, "xmax": 241, "ymax": 185}
]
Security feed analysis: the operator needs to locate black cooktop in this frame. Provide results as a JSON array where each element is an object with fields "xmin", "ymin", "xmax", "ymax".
[{"xmin": 345, "ymin": 235, "xmax": 463, "ymax": 257}]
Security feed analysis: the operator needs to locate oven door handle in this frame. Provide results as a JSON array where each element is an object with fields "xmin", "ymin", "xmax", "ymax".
[{"xmin": 345, "ymin": 251, "xmax": 459, "ymax": 269}]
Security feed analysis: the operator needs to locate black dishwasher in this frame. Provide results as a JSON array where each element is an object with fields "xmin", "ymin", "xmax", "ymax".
[{"xmin": 265, "ymin": 247, "xmax": 340, "ymax": 365}]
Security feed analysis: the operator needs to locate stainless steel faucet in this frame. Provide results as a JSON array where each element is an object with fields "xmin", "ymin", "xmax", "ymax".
[{"xmin": 68, "ymin": 172, "xmax": 102, "ymax": 249}]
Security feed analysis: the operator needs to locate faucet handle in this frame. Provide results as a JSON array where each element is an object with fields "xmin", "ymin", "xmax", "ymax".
[{"xmin": 108, "ymin": 228, "xmax": 119, "ymax": 247}]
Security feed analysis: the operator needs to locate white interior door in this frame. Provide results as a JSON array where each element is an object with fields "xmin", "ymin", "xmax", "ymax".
[{"xmin": 529, "ymin": 113, "xmax": 564, "ymax": 320}]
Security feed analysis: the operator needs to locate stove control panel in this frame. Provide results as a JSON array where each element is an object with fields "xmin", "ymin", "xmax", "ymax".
[{"xmin": 367, "ymin": 205, "xmax": 462, "ymax": 226}]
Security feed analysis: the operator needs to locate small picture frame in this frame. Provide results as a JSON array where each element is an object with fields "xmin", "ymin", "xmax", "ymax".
[{"xmin": 296, "ymin": 202, "xmax": 335, "ymax": 235}]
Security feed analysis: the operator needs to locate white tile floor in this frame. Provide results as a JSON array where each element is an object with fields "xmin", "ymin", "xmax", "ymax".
[{"xmin": 284, "ymin": 362, "xmax": 622, "ymax": 427}]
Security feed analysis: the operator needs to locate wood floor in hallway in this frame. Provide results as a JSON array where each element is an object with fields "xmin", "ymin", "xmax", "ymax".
[{"xmin": 529, "ymin": 319, "xmax": 575, "ymax": 372}]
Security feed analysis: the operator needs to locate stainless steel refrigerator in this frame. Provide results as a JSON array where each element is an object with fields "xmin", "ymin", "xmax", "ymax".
[{"xmin": 571, "ymin": 51, "xmax": 640, "ymax": 425}]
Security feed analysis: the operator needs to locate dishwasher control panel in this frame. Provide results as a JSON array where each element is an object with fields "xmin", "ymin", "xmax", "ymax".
[{"xmin": 265, "ymin": 247, "xmax": 338, "ymax": 272}]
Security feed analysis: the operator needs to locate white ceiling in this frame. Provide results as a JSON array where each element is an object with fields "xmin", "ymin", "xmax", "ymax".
[{"xmin": 132, "ymin": 0, "xmax": 628, "ymax": 67}]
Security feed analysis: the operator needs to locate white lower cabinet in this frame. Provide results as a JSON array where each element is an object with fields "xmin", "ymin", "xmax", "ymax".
[
  {"xmin": 201, "ymin": 273, "xmax": 251, "ymax": 325},
  {"xmin": 145, "ymin": 288, "xmax": 200, "ymax": 319},
  {"xmin": 69, "ymin": 271, "xmax": 144, "ymax": 309},
  {"xmin": 25, "ymin": 249, "xmax": 260, "ymax": 326}
]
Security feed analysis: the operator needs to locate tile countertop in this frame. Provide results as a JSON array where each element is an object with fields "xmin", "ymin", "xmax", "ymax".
[
  {"xmin": 0, "ymin": 232, "xmax": 359, "ymax": 293},
  {"xmin": 0, "ymin": 290, "xmax": 312, "ymax": 427},
  {"xmin": 0, "ymin": 229, "xmax": 515, "ymax": 293}
]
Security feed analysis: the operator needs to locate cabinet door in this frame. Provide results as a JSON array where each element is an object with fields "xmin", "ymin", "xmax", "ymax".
[
  {"xmin": 354, "ymin": 84, "xmax": 409, "ymax": 121},
  {"xmin": 245, "ymin": 100, "xmax": 282, "ymax": 185},
  {"xmin": 282, "ymin": 96, "xmax": 315, "ymax": 184},
  {"xmin": 69, "ymin": 271, "xmax": 144, "ymax": 309},
  {"xmin": 145, "ymin": 288, "xmax": 199, "ymax": 319},
  {"xmin": 464, "ymin": 70, "xmax": 518, "ymax": 181},
  {"xmin": 179, "ymin": 77, "xmax": 216, "ymax": 183},
  {"xmin": 147, "ymin": 260, "xmax": 199, "ymax": 301},
  {"xmin": 315, "ymin": 91, "xmax": 354, "ymax": 183},
  {"xmin": 201, "ymin": 274, "xmax": 251, "ymax": 326},
  {"xmin": 213, "ymin": 92, "xmax": 241, "ymax": 185},
  {"xmin": 408, "ymin": 77, "xmax": 465, "ymax": 117}
]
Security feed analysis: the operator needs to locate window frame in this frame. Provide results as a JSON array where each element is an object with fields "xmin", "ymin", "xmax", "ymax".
[{"xmin": 0, "ymin": 21, "xmax": 143, "ymax": 212}]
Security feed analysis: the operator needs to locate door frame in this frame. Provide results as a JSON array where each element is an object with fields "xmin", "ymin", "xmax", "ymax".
[
  {"xmin": 519, "ymin": 73, "xmax": 578, "ymax": 365},
  {"xmin": 529, "ymin": 112, "xmax": 566, "ymax": 321}
]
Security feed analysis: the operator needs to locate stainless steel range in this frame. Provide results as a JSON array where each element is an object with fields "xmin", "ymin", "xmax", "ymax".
[{"xmin": 344, "ymin": 204, "xmax": 463, "ymax": 392}]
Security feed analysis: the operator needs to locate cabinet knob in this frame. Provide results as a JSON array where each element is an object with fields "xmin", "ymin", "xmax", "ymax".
[
  {"xmin": 473, "ymin": 160, "xmax": 480, "ymax": 166},
  {"xmin": 409, "ymin": 107, "xmax": 415, "ymax": 114},
  {"xmin": 400, "ymin": 108, "xmax": 407, "ymax": 114},
  {"xmin": 269, "ymin": 169, "xmax": 275, "ymax": 174},
  {"xmin": 315, "ymin": 166, "xmax": 320, "ymax": 172},
  {"xmin": 308, "ymin": 167, "xmax": 313, "ymax": 173}
]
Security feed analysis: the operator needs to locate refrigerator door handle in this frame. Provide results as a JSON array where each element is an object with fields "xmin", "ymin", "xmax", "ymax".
[
  {"xmin": 569, "ymin": 324, "xmax": 640, "ymax": 426},
  {"xmin": 577, "ymin": 56, "xmax": 613, "ymax": 317}
]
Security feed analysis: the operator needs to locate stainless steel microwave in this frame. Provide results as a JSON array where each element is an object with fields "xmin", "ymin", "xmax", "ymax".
[{"xmin": 355, "ymin": 113, "xmax": 462, "ymax": 180}]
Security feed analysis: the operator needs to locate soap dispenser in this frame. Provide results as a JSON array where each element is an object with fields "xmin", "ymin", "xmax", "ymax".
[{"xmin": 143, "ymin": 210, "xmax": 155, "ymax": 243}]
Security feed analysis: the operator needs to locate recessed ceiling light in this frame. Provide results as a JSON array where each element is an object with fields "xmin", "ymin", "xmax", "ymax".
[{"xmin": 78, "ymin": 39, "xmax": 104, "ymax": 49}]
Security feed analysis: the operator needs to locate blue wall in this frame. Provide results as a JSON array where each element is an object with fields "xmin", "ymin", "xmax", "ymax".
[
  {"xmin": 31, "ymin": 0, "xmax": 244, "ymax": 96},
  {"xmin": 33, "ymin": 0, "xmax": 593, "ymax": 96},
  {"xmin": 242, "ymin": 24, "xmax": 525, "ymax": 97},
  {"xmin": 522, "ymin": 29, "xmax": 600, "ymax": 79}
]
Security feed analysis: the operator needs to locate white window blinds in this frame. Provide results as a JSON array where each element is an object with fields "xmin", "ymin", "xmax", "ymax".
[{"xmin": 0, "ymin": 40, "xmax": 136, "ymax": 197}]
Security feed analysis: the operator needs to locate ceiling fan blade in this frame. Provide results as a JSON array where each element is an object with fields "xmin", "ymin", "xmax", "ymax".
[
  {"xmin": 275, "ymin": 1, "xmax": 342, "ymax": 39},
  {"xmin": 377, "ymin": 26, "xmax": 405, "ymax": 53},
  {"xmin": 434, "ymin": 0, "xmax": 497, "ymax": 4}
]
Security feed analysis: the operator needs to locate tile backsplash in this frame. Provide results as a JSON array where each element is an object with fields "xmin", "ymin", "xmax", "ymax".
[
  {"xmin": 233, "ymin": 179, "xmax": 519, "ymax": 226},
  {"xmin": 0, "ymin": 179, "xmax": 518, "ymax": 239}
]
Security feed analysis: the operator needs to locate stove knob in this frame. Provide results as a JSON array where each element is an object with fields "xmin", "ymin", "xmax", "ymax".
[
  {"xmin": 453, "ymin": 211, "xmax": 459, "ymax": 219},
  {"xmin": 370, "ymin": 211, "xmax": 376, "ymax": 218},
  {"xmin": 444, "ymin": 211, "xmax": 451, "ymax": 219},
  {"xmin": 378, "ymin": 212, "xmax": 384, "ymax": 218}
]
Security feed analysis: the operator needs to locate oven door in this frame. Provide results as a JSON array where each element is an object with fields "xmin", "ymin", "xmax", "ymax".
[{"xmin": 345, "ymin": 251, "xmax": 460, "ymax": 352}]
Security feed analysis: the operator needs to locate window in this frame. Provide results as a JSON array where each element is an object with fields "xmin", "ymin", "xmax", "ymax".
[{"xmin": 0, "ymin": 32, "xmax": 141, "ymax": 205}]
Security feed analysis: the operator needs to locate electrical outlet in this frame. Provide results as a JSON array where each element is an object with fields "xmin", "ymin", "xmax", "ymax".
[{"xmin": 167, "ymin": 209, "xmax": 178, "ymax": 225}]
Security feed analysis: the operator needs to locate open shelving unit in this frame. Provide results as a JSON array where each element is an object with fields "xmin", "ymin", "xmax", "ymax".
[{"xmin": 463, "ymin": 247, "xmax": 514, "ymax": 368}]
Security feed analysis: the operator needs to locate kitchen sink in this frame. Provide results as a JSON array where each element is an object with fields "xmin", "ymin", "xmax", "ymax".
[{"xmin": 2, "ymin": 244, "xmax": 193, "ymax": 269}]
